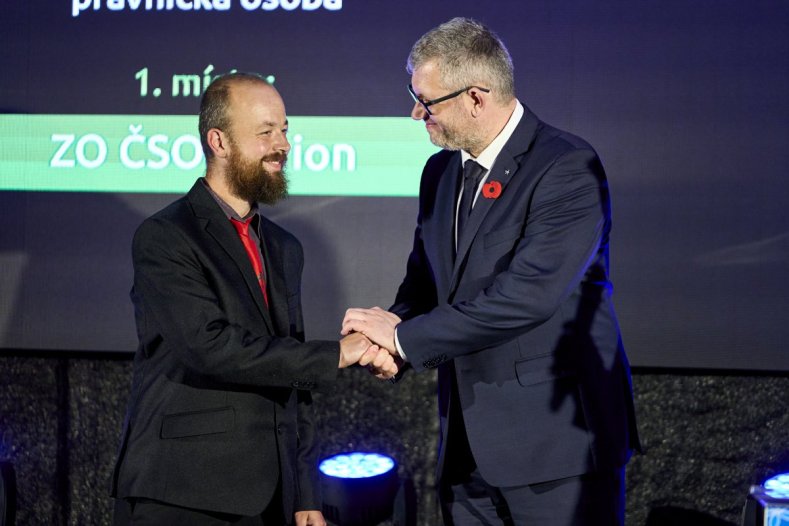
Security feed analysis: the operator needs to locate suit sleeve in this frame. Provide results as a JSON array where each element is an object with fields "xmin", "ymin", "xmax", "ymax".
[
  {"xmin": 398, "ymin": 147, "xmax": 610, "ymax": 371},
  {"xmin": 132, "ymin": 217, "xmax": 339, "ymax": 389},
  {"xmin": 390, "ymin": 155, "xmax": 444, "ymax": 320}
]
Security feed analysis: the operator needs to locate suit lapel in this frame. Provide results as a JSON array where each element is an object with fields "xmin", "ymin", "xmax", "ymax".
[
  {"xmin": 427, "ymin": 154, "xmax": 463, "ymax": 298},
  {"xmin": 448, "ymin": 105, "xmax": 541, "ymax": 294},
  {"xmin": 188, "ymin": 182, "xmax": 275, "ymax": 334},
  {"xmin": 259, "ymin": 220, "xmax": 290, "ymax": 337},
  {"xmin": 452, "ymin": 155, "xmax": 519, "ymax": 274}
]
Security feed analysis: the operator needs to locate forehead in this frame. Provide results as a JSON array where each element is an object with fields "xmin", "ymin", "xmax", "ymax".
[
  {"xmin": 227, "ymin": 82, "xmax": 287, "ymax": 127},
  {"xmin": 410, "ymin": 60, "xmax": 444, "ymax": 96}
]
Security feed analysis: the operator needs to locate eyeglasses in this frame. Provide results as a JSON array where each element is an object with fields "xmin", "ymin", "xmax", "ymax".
[{"xmin": 408, "ymin": 84, "xmax": 491, "ymax": 116}]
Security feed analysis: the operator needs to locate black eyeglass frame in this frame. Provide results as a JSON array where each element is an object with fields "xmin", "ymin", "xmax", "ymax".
[{"xmin": 408, "ymin": 84, "xmax": 491, "ymax": 116}]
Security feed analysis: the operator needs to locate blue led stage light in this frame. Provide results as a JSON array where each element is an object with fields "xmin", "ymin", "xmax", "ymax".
[
  {"xmin": 743, "ymin": 472, "xmax": 789, "ymax": 526},
  {"xmin": 319, "ymin": 452, "xmax": 399, "ymax": 526},
  {"xmin": 319, "ymin": 452, "xmax": 395, "ymax": 479},
  {"xmin": 764, "ymin": 473, "xmax": 789, "ymax": 500}
]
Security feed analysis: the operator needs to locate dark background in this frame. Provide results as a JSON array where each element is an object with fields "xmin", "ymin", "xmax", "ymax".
[
  {"xmin": 1, "ymin": 2, "xmax": 789, "ymax": 525},
  {"xmin": 1, "ymin": 1, "xmax": 788, "ymax": 370}
]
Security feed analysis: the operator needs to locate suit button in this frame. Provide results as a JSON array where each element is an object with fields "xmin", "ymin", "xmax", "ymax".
[{"xmin": 277, "ymin": 425, "xmax": 283, "ymax": 435}]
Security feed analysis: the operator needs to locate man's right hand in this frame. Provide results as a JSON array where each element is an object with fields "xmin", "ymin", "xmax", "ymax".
[{"xmin": 339, "ymin": 332, "xmax": 399, "ymax": 379}]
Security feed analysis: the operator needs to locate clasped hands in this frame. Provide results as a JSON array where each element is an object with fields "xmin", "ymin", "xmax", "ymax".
[{"xmin": 338, "ymin": 307, "xmax": 402, "ymax": 380}]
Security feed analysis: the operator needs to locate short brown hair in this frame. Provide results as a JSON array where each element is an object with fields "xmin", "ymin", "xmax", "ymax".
[{"xmin": 198, "ymin": 72, "xmax": 270, "ymax": 160}]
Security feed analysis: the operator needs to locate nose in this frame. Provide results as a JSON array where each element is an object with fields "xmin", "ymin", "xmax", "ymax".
[
  {"xmin": 275, "ymin": 131, "xmax": 290, "ymax": 154},
  {"xmin": 411, "ymin": 101, "xmax": 428, "ymax": 121}
]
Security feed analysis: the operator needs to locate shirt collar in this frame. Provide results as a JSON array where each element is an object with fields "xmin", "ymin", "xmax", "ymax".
[
  {"xmin": 461, "ymin": 100, "xmax": 524, "ymax": 171},
  {"xmin": 201, "ymin": 177, "xmax": 259, "ymax": 222}
]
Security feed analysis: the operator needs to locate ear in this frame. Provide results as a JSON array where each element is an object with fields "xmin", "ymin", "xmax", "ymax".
[
  {"xmin": 467, "ymin": 87, "xmax": 487, "ymax": 118},
  {"xmin": 206, "ymin": 128, "xmax": 229, "ymax": 158}
]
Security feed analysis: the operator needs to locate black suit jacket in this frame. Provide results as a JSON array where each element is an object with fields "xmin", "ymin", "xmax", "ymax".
[
  {"xmin": 392, "ymin": 105, "xmax": 639, "ymax": 487},
  {"xmin": 111, "ymin": 180, "xmax": 339, "ymax": 517}
]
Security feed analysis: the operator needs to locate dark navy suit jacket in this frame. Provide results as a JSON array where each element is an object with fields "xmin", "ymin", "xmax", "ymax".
[
  {"xmin": 111, "ymin": 180, "xmax": 339, "ymax": 517},
  {"xmin": 392, "ymin": 105, "xmax": 639, "ymax": 487}
]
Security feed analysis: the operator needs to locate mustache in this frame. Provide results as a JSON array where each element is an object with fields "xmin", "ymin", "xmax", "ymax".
[{"xmin": 261, "ymin": 152, "xmax": 287, "ymax": 164}]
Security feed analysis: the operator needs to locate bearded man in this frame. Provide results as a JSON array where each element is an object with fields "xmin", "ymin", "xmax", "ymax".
[{"xmin": 111, "ymin": 72, "xmax": 397, "ymax": 526}]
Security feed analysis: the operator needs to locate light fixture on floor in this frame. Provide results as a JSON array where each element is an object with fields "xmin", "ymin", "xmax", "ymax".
[
  {"xmin": 742, "ymin": 472, "xmax": 789, "ymax": 526},
  {"xmin": 319, "ymin": 452, "xmax": 399, "ymax": 526}
]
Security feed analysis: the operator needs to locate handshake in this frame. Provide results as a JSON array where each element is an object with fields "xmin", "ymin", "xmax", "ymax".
[{"xmin": 337, "ymin": 307, "xmax": 403, "ymax": 380}]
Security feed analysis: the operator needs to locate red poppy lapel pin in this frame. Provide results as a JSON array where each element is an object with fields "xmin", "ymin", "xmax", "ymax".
[{"xmin": 482, "ymin": 180, "xmax": 502, "ymax": 199}]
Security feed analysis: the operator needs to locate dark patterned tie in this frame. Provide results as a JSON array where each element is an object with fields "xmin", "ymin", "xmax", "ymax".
[{"xmin": 457, "ymin": 159, "xmax": 485, "ymax": 237}]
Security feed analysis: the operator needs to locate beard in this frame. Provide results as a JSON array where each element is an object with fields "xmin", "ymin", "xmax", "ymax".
[
  {"xmin": 226, "ymin": 146, "xmax": 289, "ymax": 205},
  {"xmin": 427, "ymin": 108, "xmax": 486, "ymax": 154}
]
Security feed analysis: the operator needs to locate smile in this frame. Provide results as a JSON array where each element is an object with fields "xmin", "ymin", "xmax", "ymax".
[{"xmin": 263, "ymin": 159, "xmax": 284, "ymax": 170}]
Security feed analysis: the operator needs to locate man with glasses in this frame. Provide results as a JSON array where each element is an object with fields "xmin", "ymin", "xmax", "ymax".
[{"xmin": 343, "ymin": 17, "xmax": 639, "ymax": 525}]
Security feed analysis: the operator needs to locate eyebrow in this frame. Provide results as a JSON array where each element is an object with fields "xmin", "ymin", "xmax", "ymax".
[{"xmin": 260, "ymin": 119, "xmax": 288, "ymax": 128}]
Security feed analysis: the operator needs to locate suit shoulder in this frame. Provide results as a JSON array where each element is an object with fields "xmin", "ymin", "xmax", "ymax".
[
  {"xmin": 535, "ymin": 121, "xmax": 597, "ymax": 157},
  {"xmin": 528, "ymin": 121, "xmax": 609, "ymax": 192},
  {"xmin": 135, "ymin": 194, "xmax": 186, "ymax": 227},
  {"xmin": 131, "ymin": 196, "xmax": 199, "ymax": 252}
]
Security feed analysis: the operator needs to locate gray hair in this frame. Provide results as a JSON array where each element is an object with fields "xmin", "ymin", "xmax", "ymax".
[
  {"xmin": 198, "ymin": 72, "xmax": 270, "ymax": 160},
  {"xmin": 407, "ymin": 17, "xmax": 515, "ymax": 104}
]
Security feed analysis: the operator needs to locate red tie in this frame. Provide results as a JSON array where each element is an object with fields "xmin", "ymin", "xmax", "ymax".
[{"xmin": 230, "ymin": 217, "xmax": 269, "ymax": 308}]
